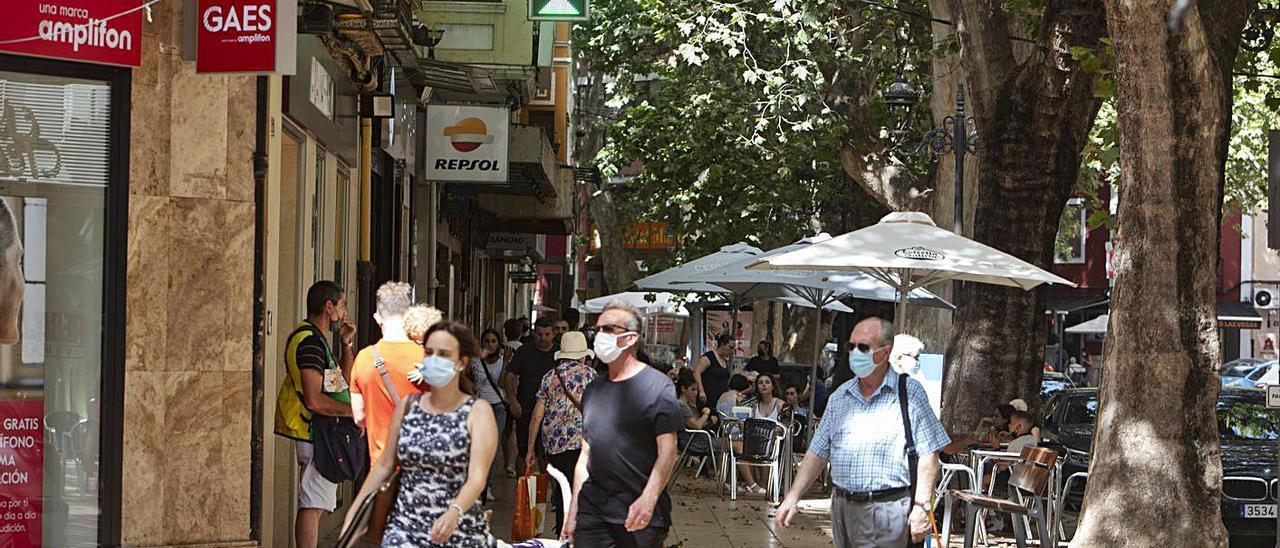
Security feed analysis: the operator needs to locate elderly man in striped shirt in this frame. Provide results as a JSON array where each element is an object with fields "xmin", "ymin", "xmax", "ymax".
[{"xmin": 776, "ymin": 318, "xmax": 950, "ymax": 547}]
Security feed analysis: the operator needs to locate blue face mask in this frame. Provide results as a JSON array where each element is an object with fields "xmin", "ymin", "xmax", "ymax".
[
  {"xmin": 849, "ymin": 349, "xmax": 879, "ymax": 378},
  {"xmin": 419, "ymin": 355, "xmax": 459, "ymax": 387}
]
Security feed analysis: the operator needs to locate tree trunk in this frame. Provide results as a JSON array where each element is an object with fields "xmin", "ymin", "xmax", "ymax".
[
  {"xmin": 1070, "ymin": 1, "xmax": 1255, "ymax": 545},
  {"xmin": 939, "ymin": 0, "xmax": 1107, "ymax": 432},
  {"xmin": 588, "ymin": 191, "xmax": 641, "ymax": 294}
]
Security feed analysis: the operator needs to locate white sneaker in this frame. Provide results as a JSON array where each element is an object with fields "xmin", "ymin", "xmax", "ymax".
[{"xmin": 748, "ymin": 483, "xmax": 767, "ymax": 495}]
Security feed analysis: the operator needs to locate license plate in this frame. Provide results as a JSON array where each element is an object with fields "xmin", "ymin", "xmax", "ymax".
[{"xmin": 1242, "ymin": 504, "xmax": 1276, "ymax": 518}]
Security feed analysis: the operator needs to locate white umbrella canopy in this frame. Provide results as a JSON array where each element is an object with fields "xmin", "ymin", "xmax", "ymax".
[
  {"xmin": 750, "ymin": 212, "xmax": 1076, "ymax": 320},
  {"xmin": 1065, "ymin": 314, "xmax": 1109, "ymax": 334},
  {"xmin": 582, "ymin": 291, "xmax": 691, "ymax": 316}
]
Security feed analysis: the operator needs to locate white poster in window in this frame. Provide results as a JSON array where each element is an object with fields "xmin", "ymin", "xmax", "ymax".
[{"xmin": 425, "ymin": 105, "xmax": 509, "ymax": 183}]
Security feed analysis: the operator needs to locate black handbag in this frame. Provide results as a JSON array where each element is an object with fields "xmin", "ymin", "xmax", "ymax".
[{"xmin": 312, "ymin": 414, "xmax": 368, "ymax": 484}]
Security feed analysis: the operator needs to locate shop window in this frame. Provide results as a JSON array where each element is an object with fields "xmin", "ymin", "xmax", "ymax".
[
  {"xmin": 0, "ymin": 69, "xmax": 111, "ymax": 547},
  {"xmin": 1055, "ymin": 197, "xmax": 1087, "ymax": 264}
]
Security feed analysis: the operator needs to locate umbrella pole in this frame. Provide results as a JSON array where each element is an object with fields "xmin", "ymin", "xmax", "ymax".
[{"xmin": 808, "ymin": 305, "xmax": 822, "ymax": 420}]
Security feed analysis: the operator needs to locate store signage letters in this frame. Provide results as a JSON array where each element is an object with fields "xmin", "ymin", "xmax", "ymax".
[
  {"xmin": 0, "ymin": 400, "xmax": 43, "ymax": 547},
  {"xmin": 426, "ymin": 105, "xmax": 510, "ymax": 183},
  {"xmin": 0, "ymin": 0, "xmax": 142, "ymax": 66},
  {"xmin": 197, "ymin": 0, "xmax": 277, "ymax": 72}
]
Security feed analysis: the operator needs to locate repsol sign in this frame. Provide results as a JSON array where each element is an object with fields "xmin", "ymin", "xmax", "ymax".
[{"xmin": 434, "ymin": 158, "xmax": 503, "ymax": 172}]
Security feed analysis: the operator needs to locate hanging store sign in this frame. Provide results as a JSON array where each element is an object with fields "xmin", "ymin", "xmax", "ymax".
[
  {"xmin": 0, "ymin": 0, "xmax": 142, "ymax": 66},
  {"xmin": 195, "ymin": 0, "xmax": 296, "ymax": 74},
  {"xmin": 426, "ymin": 105, "xmax": 509, "ymax": 183}
]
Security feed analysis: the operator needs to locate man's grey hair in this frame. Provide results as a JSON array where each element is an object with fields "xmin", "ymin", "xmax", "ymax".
[
  {"xmin": 858, "ymin": 316, "xmax": 894, "ymax": 346},
  {"xmin": 603, "ymin": 299, "xmax": 643, "ymax": 332},
  {"xmin": 375, "ymin": 281, "xmax": 413, "ymax": 317}
]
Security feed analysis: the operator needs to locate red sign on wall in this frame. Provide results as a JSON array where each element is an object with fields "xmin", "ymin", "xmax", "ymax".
[
  {"xmin": 0, "ymin": 400, "xmax": 44, "ymax": 547},
  {"xmin": 197, "ymin": 0, "xmax": 277, "ymax": 73},
  {"xmin": 0, "ymin": 0, "xmax": 142, "ymax": 66}
]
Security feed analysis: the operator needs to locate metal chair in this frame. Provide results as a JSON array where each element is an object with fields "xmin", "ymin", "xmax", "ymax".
[
  {"xmin": 1055, "ymin": 471, "xmax": 1089, "ymax": 543},
  {"xmin": 937, "ymin": 461, "xmax": 978, "ymax": 547},
  {"xmin": 950, "ymin": 447, "xmax": 1058, "ymax": 548},
  {"xmin": 727, "ymin": 418, "xmax": 786, "ymax": 503},
  {"xmin": 667, "ymin": 429, "xmax": 719, "ymax": 490}
]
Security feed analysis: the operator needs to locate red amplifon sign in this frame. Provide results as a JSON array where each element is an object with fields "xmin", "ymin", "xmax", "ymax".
[
  {"xmin": 0, "ymin": 400, "xmax": 44, "ymax": 547},
  {"xmin": 0, "ymin": 0, "xmax": 142, "ymax": 66},
  {"xmin": 197, "ymin": 0, "xmax": 277, "ymax": 73}
]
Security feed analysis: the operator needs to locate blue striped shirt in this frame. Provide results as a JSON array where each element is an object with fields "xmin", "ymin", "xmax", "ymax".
[{"xmin": 810, "ymin": 370, "xmax": 950, "ymax": 493}]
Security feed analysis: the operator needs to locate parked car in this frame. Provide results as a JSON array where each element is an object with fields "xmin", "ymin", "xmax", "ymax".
[
  {"xmin": 1222, "ymin": 359, "xmax": 1276, "ymax": 388},
  {"xmin": 1040, "ymin": 371, "xmax": 1074, "ymax": 401},
  {"xmin": 1042, "ymin": 387, "xmax": 1279, "ymax": 540},
  {"xmin": 1248, "ymin": 361, "xmax": 1280, "ymax": 388}
]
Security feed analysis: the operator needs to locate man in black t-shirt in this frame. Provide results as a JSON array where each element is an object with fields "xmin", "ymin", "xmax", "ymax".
[
  {"xmin": 503, "ymin": 317, "xmax": 558, "ymax": 464},
  {"xmin": 565, "ymin": 300, "xmax": 682, "ymax": 548}
]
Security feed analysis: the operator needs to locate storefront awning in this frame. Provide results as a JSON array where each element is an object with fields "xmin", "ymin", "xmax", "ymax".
[{"xmin": 1218, "ymin": 300, "xmax": 1263, "ymax": 329}]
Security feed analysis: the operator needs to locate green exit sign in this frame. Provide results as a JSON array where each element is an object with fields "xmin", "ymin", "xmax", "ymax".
[{"xmin": 528, "ymin": 0, "xmax": 589, "ymax": 21}]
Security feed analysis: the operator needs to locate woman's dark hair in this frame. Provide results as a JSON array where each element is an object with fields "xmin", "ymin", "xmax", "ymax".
[
  {"xmin": 995, "ymin": 404, "xmax": 1016, "ymax": 421},
  {"xmin": 715, "ymin": 334, "xmax": 734, "ymax": 348},
  {"xmin": 728, "ymin": 374, "xmax": 751, "ymax": 391},
  {"xmin": 480, "ymin": 328, "xmax": 503, "ymax": 344},
  {"xmin": 424, "ymin": 321, "xmax": 480, "ymax": 395},
  {"xmin": 675, "ymin": 374, "xmax": 699, "ymax": 397},
  {"xmin": 754, "ymin": 373, "xmax": 777, "ymax": 398}
]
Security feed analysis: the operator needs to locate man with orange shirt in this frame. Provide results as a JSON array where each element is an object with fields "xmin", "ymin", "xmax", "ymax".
[{"xmin": 349, "ymin": 281, "xmax": 428, "ymax": 464}]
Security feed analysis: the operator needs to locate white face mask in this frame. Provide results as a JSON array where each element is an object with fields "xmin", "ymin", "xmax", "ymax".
[
  {"xmin": 419, "ymin": 355, "xmax": 459, "ymax": 387},
  {"xmin": 593, "ymin": 331, "xmax": 634, "ymax": 363}
]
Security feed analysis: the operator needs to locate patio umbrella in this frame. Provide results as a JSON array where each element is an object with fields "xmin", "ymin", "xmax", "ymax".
[
  {"xmin": 632, "ymin": 243, "xmax": 852, "ymax": 362},
  {"xmin": 1065, "ymin": 314, "xmax": 1109, "ymax": 335},
  {"xmin": 678, "ymin": 234, "xmax": 955, "ymax": 419},
  {"xmin": 750, "ymin": 212, "xmax": 1075, "ymax": 323},
  {"xmin": 582, "ymin": 291, "xmax": 692, "ymax": 316}
]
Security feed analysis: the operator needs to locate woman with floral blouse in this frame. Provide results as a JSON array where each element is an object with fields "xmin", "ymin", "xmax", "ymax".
[{"xmin": 525, "ymin": 330, "xmax": 596, "ymax": 536}]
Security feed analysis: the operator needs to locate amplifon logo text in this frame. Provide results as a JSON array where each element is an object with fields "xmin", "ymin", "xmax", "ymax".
[{"xmin": 35, "ymin": 4, "xmax": 133, "ymax": 53}]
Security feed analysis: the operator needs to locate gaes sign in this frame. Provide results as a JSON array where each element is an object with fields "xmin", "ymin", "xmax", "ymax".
[
  {"xmin": 0, "ymin": 0, "xmax": 142, "ymax": 66},
  {"xmin": 197, "ymin": 0, "xmax": 296, "ymax": 73},
  {"xmin": 426, "ymin": 105, "xmax": 509, "ymax": 183}
]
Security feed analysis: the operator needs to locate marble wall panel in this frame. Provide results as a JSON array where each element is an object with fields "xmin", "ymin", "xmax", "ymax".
[
  {"xmin": 159, "ymin": 371, "xmax": 225, "ymax": 542},
  {"xmin": 169, "ymin": 66, "xmax": 230, "ymax": 201},
  {"xmin": 126, "ymin": 195, "xmax": 171, "ymax": 372},
  {"xmin": 129, "ymin": 41, "xmax": 173, "ymax": 198},
  {"xmin": 225, "ymin": 77, "xmax": 258, "ymax": 204},
  {"xmin": 164, "ymin": 198, "xmax": 233, "ymax": 371},
  {"xmin": 120, "ymin": 370, "xmax": 167, "ymax": 545}
]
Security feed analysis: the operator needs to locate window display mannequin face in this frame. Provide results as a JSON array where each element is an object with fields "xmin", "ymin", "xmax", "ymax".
[{"xmin": 0, "ymin": 201, "xmax": 22, "ymax": 344}]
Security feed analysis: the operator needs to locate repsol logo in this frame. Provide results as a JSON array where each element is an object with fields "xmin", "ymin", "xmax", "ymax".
[{"xmin": 434, "ymin": 159, "xmax": 502, "ymax": 171}]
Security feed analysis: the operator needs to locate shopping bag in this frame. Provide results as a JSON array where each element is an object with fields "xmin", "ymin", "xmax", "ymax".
[{"xmin": 511, "ymin": 465, "xmax": 551, "ymax": 541}]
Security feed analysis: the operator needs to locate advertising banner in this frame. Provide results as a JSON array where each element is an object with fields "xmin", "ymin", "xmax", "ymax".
[
  {"xmin": 0, "ymin": 0, "xmax": 142, "ymax": 66},
  {"xmin": 0, "ymin": 400, "xmax": 43, "ymax": 547},
  {"xmin": 196, "ymin": 0, "xmax": 296, "ymax": 74},
  {"xmin": 426, "ymin": 105, "xmax": 510, "ymax": 183}
]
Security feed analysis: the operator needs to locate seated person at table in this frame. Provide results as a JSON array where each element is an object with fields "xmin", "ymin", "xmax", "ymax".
[
  {"xmin": 781, "ymin": 383, "xmax": 808, "ymax": 418},
  {"xmin": 675, "ymin": 375, "xmax": 719, "ymax": 454},
  {"xmin": 977, "ymin": 403, "xmax": 1017, "ymax": 444},
  {"xmin": 1005, "ymin": 411, "xmax": 1039, "ymax": 454},
  {"xmin": 716, "ymin": 374, "xmax": 753, "ymax": 416}
]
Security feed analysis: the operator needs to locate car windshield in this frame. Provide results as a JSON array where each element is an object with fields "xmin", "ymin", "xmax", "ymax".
[
  {"xmin": 1223, "ymin": 364, "xmax": 1257, "ymax": 378},
  {"xmin": 1041, "ymin": 380, "xmax": 1071, "ymax": 401},
  {"xmin": 1247, "ymin": 365, "xmax": 1273, "ymax": 381},
  {"xmin": 1062, "ymin": 395, "xmax": 1098, "ymax": 425},
  {"xmin": 1218, "ymin": 396, "xmax": 1280, "ymax": 441}
]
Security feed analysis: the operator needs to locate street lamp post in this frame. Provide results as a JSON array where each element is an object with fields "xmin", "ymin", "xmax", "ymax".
[{"xmin": 884, "ymin": 78, "xmax": 979, "ymax": 236}]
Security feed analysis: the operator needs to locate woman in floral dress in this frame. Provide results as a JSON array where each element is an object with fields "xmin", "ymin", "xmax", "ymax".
[
  {"xmin": 345, "ymin": 321, "xmax": 499, "ymax": 547},
  {"xmin": 524, "ymin": 331, "xmax": 596, "ymax": 536}
]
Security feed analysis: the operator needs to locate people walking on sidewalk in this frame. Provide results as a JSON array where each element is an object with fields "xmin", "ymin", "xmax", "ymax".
[
  {"xmin": 564, "ymin": 299, "xmax": 682, "ymax": 548},
  {"xmin": 349, "ymin": 282, "xmax": 427, "ymax": 464},
  {"xmin": 526, "ymin": 331, "xmax": 596, "ymax": 535},
  {"xmin": 349, "ymin": 321, "xmax": 499, "ymax": 547},
  {"xmin": 273, "ymin": 280, "xmax": 356, "ymax": 548},
  {"xmin": 776, "ymin": 318, "xmax": 950, "ymax": 548},
  {"xmin": 503, "ymin": 318, "xmax": 558, "ymax": 466}
]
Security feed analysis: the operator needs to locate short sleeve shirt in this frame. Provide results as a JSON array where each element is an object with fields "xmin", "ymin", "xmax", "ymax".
[
  {"xmin": 535, "ymin": 360, "xmax": 596, "ymax": 454},
  {"xmin": 508, "ymin": 344, "xmax": 557, "ymax": 408},
  {"xmin": 349, "ymin": 341, "xmax": 426, "ymax": 463},
  {"xmin": 579, "ymin": 366, "xmax": 684, "ymax": 527},
  {"xmin": 810, "ymin": 371, "xmax": 950, "ymax": 493}
]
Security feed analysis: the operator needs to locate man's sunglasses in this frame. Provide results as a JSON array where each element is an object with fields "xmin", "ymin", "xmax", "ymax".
[
  {"xmin": 594, "ymin": 324, "xmax": 635, "ymax": 335},
  {"xmin": 846, "ymin": 342, "xmax": 880, "ymax": 353}
]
